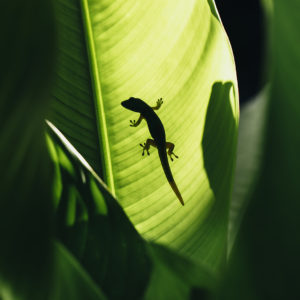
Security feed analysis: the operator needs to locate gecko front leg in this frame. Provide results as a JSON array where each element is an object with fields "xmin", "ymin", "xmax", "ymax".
[
  {"xmin": 130, "ymin": 114, "xmax": 144, "ymax": 127},
  {"xmin": 152, "ymin": 98, "xmax": 163, "ymax": 110}
]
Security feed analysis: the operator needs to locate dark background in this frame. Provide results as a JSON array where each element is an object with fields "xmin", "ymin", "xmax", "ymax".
[{"xmin": 215, "ymin": 0, "xmax": 264, "ymax": 105}]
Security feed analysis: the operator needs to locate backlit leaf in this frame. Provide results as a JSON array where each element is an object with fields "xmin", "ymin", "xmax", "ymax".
[{"xmin": 49, "ymin": 0, "xmax": 239, "ymax": 271}]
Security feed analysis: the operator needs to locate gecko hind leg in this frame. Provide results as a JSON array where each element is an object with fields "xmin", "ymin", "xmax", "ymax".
[
  {"xmin": 166, "ymin": 142, "xmax": 179, "ymax": 161},
  {"xmin": 140, "ymin": 139, "xmax": 156, "ymax": 156}
]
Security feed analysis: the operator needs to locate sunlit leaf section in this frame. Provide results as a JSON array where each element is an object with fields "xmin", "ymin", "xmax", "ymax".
[{"xmin": 84, "ymin": 0, "xmax": 238, "ymax": 264}]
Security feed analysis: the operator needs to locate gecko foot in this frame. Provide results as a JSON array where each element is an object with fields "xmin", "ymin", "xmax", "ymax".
[
  {"xmin": 130, "ymin": 120, "xmax": 137, "ymax": 127},
  {"xmin": 168, "ymin": 152, "xmax": 178, "ymax": 162},
  {"xmin": 152, "ymin": 98, "xmax": 164, "ymax": 110},
  {"xmin": 156, "ymin": 98, "xmax": 163, "ymax": 108},
  {"xmin": 140, "ymin": 143, "xmax": 150, "ymax": 156}
]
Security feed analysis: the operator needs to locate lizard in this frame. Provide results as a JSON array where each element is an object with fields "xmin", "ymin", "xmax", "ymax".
[{"xmin": 121, "ymin": 97, "xmax": 184, "ymax": 206}]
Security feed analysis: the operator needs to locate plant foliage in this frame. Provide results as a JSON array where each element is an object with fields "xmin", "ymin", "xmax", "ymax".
[
  {"xmin": 4, "ymin": 0, "xmax": 299, "ymax": 298},
  {"xmin": 48, "ymin": 0, "xmax": 239, "ymax": 274}
]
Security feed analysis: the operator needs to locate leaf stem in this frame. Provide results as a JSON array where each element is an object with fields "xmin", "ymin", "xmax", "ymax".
[{"xmin": 80, "ymin": 0, "xmax": 115, "ymax": 195}]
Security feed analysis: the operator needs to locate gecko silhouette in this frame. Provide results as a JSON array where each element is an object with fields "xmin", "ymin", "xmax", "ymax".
[{"xmin": 121, "ymin": 97, "xmax": 184, "ymax": 206}]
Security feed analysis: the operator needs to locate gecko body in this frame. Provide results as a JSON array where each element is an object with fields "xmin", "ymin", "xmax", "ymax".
[{"xmin": 121, "ymin": 97, "xmax": 184, "ymax": 206}]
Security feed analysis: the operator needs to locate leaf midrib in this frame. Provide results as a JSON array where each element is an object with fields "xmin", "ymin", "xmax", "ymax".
[{"xmin": 80, "ymin": 0, "xmax": 115, "ymax": 195}]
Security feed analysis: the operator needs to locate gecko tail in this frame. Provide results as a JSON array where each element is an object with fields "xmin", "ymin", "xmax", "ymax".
[{"xmin": 169, "ymin": 180, "xmax": 184, "ymax": 206}]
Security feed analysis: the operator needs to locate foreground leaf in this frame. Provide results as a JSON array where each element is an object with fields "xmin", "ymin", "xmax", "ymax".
[
  {"xmin": 47, "ymin": 122, "xmax": 215, "ymax": 299},
  {"xmin": 51, "ymin": 241, "xmax": 107, "ymax": 300},
  {"xmin": 144, "ymin": 243, "xmax": 214, "ymax": 300},
  {"xmin": 47, "ymin": 122, "xmax": 152, "ymax": 299},
  {"xmin": 0, "ymin": 1, "xmax": 56, "ymax": 299},
  {"xmin": 216, "ymin": 0, "xmax": 300, "ymax": 298},
  {"xmin": 49, "ymin": 0, "xmax": 239, "ymax": 271},
  {"xmin": 228, "ymin": 88, "xmax": 269, "ymax": 253}
]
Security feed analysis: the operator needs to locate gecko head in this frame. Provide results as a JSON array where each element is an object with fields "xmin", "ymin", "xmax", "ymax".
[{"xmin": 121, "ymin": 97, "xmax": 145, "ymax": 112}]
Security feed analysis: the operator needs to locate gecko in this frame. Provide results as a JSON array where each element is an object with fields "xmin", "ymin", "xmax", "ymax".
[{"xmin": 121, "ymin": 97, "xmax": 184, "ymax": 206}]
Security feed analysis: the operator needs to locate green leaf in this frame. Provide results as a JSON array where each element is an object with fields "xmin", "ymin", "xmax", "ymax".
[
  {"xmin": 51, "ymin": 241, "xmax": 107, "ymax": 300},
  {"xmin": 49, "ymin": 0, "xmax": 239, "ymax": 271},
  {"xmin": 47, "ymin": 123, "xmax": 216, "ymax": 299},
  {"xmin": 228, "ymin": 88, "xmax": 269, "ymax": 253},
  {"xmin": 0, "ymin": 1, "xmax": 56, "ymax": 299},
  {"xmin": 216, "ymin": 0, "xmax": 300, "ymax": 298},
  {"xmin": 144, "ymin": 243, "xmax": 215, "ymax": 300},
  {"xmin": 47, "ymin": 122, "xmax": 152, "ymax": 299}
]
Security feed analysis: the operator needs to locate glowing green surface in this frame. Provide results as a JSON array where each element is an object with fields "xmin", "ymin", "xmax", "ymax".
[{"xmin": 49, "ymin": 0, "xmax": 238, "ymax": 269}]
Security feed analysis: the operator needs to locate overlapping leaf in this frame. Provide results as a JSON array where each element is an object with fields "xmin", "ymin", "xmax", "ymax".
[
  {"xmin": 49, "ymin": 0, "xmax": 239, "ymax": 271},
  {"xmin": 217, "ymin": 0, "xmax": 300, "ymax": 298},
  {"xmin": 228, "ymin": 88, "xmax": 268, "ymax": 253},
  {"xmin": 47, "ymin": 122, "xmax": 215, "ymax": 299},
  {"xmin": 51, "ymin": 241, "xmax": 107, "ymax": 300},
  {"xmin": 0, "ymin": 1, "xmax": 55, "ymax": 298}
]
